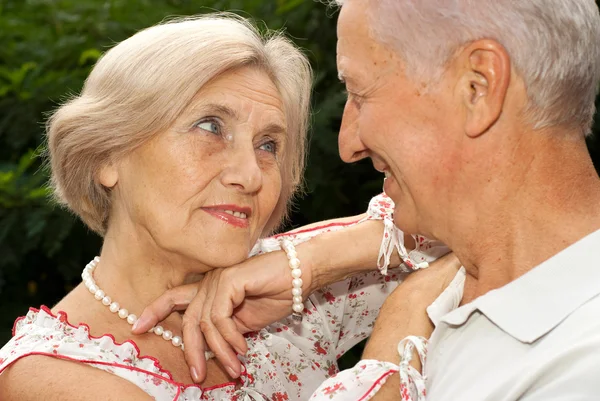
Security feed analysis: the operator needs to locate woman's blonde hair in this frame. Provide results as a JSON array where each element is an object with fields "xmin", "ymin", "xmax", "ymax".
[{"xmin": 47, "ymin": 13, "xmax": 312, "ymax": 235}]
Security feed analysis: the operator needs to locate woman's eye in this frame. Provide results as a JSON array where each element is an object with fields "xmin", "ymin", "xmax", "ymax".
[
  {"xmin": 259, "ymin": 141, "xmax": 277, "ymax": 154},
  {"xmin": 195, "ymin": 120, "xmax": 220, "ymax": 134}
]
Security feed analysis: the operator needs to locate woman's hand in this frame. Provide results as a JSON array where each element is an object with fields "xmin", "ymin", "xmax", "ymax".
[{"xmin": 132, "ymin": 249, "xmax": 314, "ymax": 383}]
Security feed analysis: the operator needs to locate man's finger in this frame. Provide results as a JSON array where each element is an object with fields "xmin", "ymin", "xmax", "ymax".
[{"xmin": 132, "ymin": 284, "xmax": 199, "ymax": 334}]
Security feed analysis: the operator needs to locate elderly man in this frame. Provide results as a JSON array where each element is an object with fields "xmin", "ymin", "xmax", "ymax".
[{"xmin": 319, "ymin": 0, "xmax": 600, "ymax": 399}]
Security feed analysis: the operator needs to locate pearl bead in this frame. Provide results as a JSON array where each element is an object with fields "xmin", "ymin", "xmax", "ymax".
[
  {"xmin": 94, "ymin": 256, "xmax": 100, "ymax": 263},
  {"xmin": 293, "ymin": 296, "xmax": 303, "ymax": 304},
  {"xmin": 126, "ymin": 314, "xmax": 137, "ymax": 325},
  {"xmin": 289, "ymin": 258, "xmax": 300, "ymax": 269},
  {"xmin": 109, "ymin": 302, "xmax": 120, "ymax": 313},
  {"xmin": 286, "ymin": 250, "xmax": 297, "ymax": 259},
  {"xmin": 292, "ymin": 278, "xmax": 303, "ymax": 288},
  {"xmin": 172, "ymin": 336, "xmax": 182, "ymax": 347},
  {"xmin": 292, "ymin": 303, "xmax": 304, "ymax": 313},
  {"xmin": 292, "ymin": 287, "xmax": 302, "ymax": 297},
  {"xmin": 291, "ymin": 269, "xmax": 302, "ymax": 279},
  {"xmin": 80, "ymin": 257, "xmax": 213, "ymax": 360}
]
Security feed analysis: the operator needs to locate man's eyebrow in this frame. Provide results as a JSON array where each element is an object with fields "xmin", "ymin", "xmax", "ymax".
[{"xmin": 338, "ymin": 70, "xmax": 358, "ymax": 86}]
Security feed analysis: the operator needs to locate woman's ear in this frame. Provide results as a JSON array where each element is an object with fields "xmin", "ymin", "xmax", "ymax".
[
  {"xmin": 457, "ymin": 39, "xmax": 511, "ymax": 138},
  {"xmin": 98, "ymin": 162, "xmax": 119, "ymax": 189}
]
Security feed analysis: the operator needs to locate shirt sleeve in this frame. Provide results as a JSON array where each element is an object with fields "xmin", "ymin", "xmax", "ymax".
[{"xmin": 310, "ymin": 337, "xmax": 429, "ymax": 401}]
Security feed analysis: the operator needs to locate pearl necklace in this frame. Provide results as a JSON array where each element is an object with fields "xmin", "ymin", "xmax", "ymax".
[{"xmin": 82, "ymin": 256, "xmax": 214, "ymax": 360}]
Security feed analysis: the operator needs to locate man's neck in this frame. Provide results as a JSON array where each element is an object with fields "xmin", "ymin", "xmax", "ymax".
[{"xmin": 447, "ymin": 131, "xmax": 600, "ymax": 303}]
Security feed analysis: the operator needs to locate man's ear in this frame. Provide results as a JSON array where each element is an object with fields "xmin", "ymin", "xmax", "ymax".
[
  {"xmin": 98, "ymin": 162, "xmax": 119, "ymax": 189},
  {"xmin": 457, "ymin": 39, "xmax": 511, "ymax": 138}
]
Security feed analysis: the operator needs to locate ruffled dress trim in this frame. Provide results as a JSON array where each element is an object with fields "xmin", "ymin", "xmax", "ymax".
[{"xmin": 2, "ymin": 306, "xmax": 257, "ymax": 400}]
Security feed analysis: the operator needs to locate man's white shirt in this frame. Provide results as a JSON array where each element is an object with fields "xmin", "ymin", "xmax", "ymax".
[{"xmin": 427, "ymin": 229, "xmax": 600, "ymax": 400}]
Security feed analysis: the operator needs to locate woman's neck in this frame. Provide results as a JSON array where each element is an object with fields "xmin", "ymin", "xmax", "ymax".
[{"xmin": 91, "ymin": 222, "xmax": 207, "ymax": 314}]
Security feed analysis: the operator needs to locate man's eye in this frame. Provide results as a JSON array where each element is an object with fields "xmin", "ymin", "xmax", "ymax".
[
  {"xmin": 259, "ymin": 141, "xmax": 277, "ymax": 154},
  {"xmin": 195, "ymin": 119, "xmax": 220, "ymax": 134},
  {"xmin": 345, "ymin": 90, "xmax": 363, "ymax": 107}
]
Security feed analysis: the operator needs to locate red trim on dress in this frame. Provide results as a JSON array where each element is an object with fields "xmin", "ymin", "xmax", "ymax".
[
  {"xmin": 8, "ymin": 306, "xmax": 247, "ymax": 393},
  {"xmin": 272, "ymin": 220, "xmax": 364, "ymax": 238},
  {"xmin": 356, "ymin": 369, "xmax": 398, "ymax": 401}
]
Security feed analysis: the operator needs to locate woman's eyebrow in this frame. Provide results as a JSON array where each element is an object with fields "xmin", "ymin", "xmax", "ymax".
[
  {"xmin": 193, "ymin": 103, "xmax": 241, "ymax": 120},
  {"xmin": 261, "ymin": 122, "xmax": 287, "ymax": 137}
]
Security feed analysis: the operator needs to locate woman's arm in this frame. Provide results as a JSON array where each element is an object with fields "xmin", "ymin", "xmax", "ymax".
[
  {"xmin": 0, "ymin": 356, "xmax": 153, "ymax": 401},
  {"xmin": 303, "ymin": 218, "xmax": 406, "ymax": 292}
]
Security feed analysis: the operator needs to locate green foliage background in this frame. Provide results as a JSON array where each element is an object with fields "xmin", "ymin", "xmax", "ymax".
[{"xmin": 0, "ymin": 0, "xmax": 599, "ymax": 369}]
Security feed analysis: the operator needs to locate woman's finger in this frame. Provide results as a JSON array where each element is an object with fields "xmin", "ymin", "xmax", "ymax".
[
  {"xmin": 180, "ymin": 287, "xmax": 209, "ymax": 383},
  {"xmin": 132, "ymin": 284, "xmax": 199, "ymax": 334},
  {"xmin": 200, "ymin": 273, "xmax": 241, "ymax": 378},
  {"xmin": 211, "ymin": 276, "xmax": 249, "ymax": 355}
]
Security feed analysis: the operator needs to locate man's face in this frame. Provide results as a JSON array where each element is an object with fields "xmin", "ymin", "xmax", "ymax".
[{"xmin": 336, "ymin": 0, "xmax": 465, "ymax": 237}]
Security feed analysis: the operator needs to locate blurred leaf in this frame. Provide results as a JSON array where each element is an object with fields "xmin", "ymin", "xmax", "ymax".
[{"xmin": 78, "ymin": 48, "xmax": 102, "ymax": 66}]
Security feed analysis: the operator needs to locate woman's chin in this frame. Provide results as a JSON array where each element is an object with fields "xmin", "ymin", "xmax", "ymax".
[{"xmin": 199, "ymin": 248, "xmax": 251, "ymax": 269}]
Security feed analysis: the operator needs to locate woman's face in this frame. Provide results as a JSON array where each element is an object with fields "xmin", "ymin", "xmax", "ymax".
[{"xmin": 105, "ymin": 67, "xmax": 286, "ymax": 269}]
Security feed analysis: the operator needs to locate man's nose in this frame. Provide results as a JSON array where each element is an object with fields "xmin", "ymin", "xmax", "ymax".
[{"xmin": 338, "ymin": 101, "xmax": 369, "ymax": 163}]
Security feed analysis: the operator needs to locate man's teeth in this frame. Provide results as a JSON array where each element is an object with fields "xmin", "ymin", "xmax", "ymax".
[
  {"xmin": 223, "ymin": 210, "xmax": 248, "ymax": 219},
  {"xmin": 384, "ymin": 171, "xmax": 391, "ymax": 178}
]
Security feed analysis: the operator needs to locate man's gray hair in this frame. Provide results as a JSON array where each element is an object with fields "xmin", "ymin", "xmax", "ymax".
[{"xmin": 335, "ymin": 0, "xmax": 600, "ymax": 135}]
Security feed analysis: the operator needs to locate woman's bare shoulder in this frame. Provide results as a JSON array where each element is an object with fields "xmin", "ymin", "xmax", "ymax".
[{"xmin": 0, "ymin": 355, "xmax": 152, "ymax": 401}]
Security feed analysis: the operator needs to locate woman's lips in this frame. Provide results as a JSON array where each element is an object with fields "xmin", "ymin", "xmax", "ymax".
[{"xmin": 202, "ymin": 205, "xmax": 251, "ymax": 228}]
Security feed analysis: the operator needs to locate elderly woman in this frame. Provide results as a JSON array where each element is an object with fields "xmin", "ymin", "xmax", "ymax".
[{"xmin": 0, "ymin": 14, "xmax": 454, "ymax": 401}]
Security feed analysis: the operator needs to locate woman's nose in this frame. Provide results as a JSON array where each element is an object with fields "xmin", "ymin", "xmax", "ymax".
[{"xmin": 221, "ymin": 145, "xmax": 263, "ymax": 194}]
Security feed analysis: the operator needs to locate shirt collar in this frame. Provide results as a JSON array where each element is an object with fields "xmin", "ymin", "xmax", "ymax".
[{"xmin": 441, "ymin": 229, "xmax": 600, "ymax": 343}]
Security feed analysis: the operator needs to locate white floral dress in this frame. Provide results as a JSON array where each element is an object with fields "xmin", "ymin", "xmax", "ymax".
[{"xmin": 0, "ymin": 194, "xmax": 449, "ymax": 401}]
